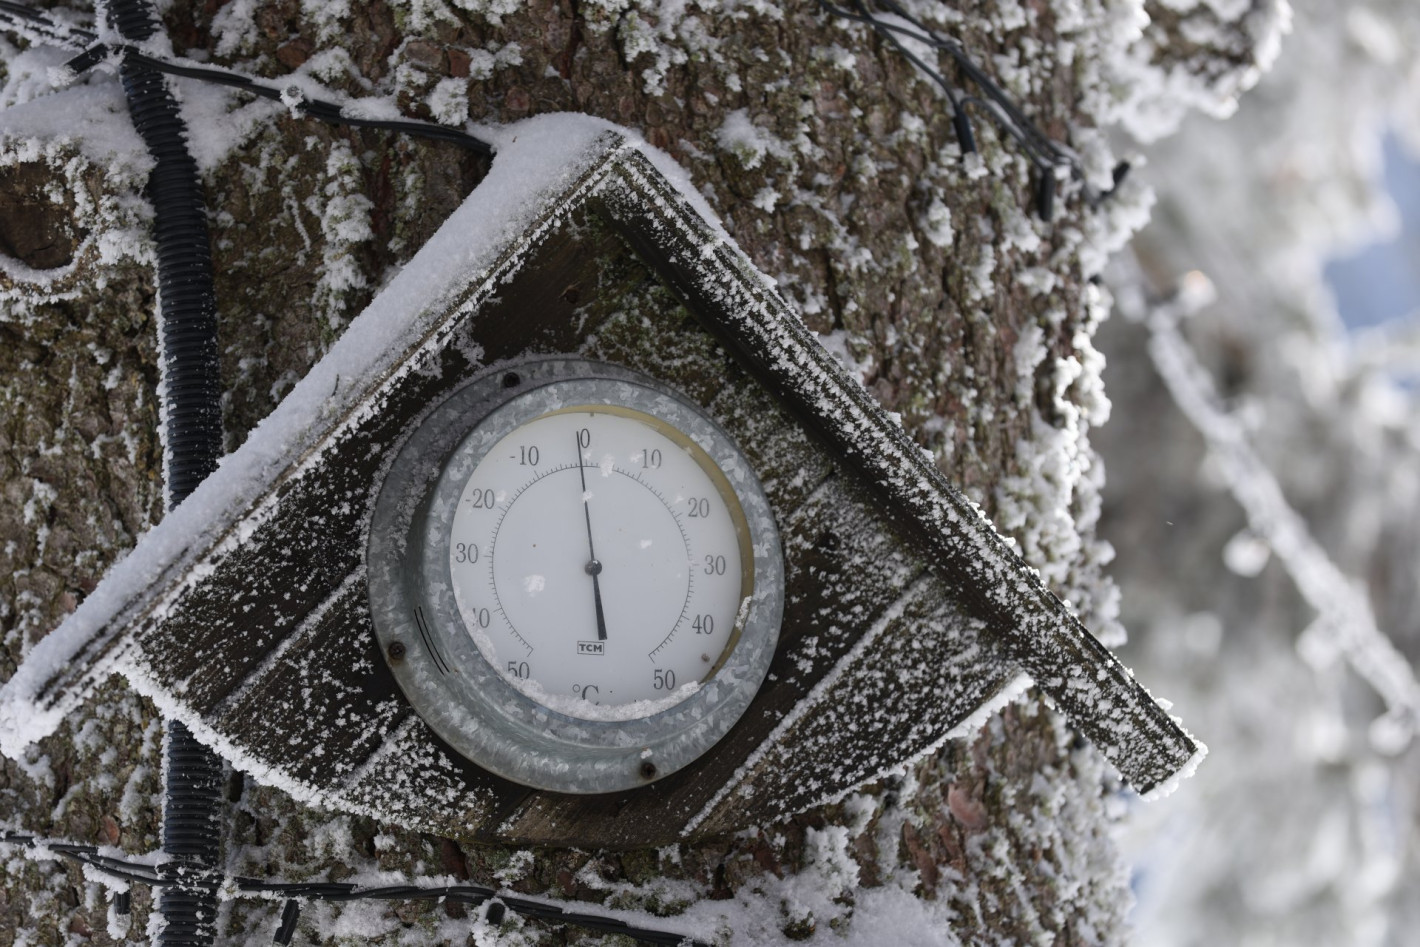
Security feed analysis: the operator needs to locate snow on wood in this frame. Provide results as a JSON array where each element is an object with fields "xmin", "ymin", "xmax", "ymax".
[{"xmin": 0, "ymin": 114, "xmax": 1199, "ymax": 841}]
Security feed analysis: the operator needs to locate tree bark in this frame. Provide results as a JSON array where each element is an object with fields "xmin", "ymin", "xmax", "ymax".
[{"xmin": 0, "ymin": 0, "xmax": 1269, "ymax": 942}]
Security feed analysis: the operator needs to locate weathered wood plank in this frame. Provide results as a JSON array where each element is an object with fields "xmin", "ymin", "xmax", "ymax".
[
  {"xmin": 337, "ymin": 716, "xmax": 527, "ymax": 838},
  {"xmin": 576, "ymin": 254, "xmax": 735, "ymax": 410},
  {"xmin": 129, "ymin": 207, "xmax": 958, "ymax": 845},
  {"xmin": 15, "ymin": 132, "xmax": 1194, "ymax": 849},
  {"xmin": 129, "ymin": 391, "xmax": 425, "ymax": 710},
  {"xmin": 690, "ymin": 582, "xmax": 1019, "ymax": 836},
  {"xmin": 206, "ymin": 576, "xmax": 408, "ymax": 788},
  {"xmin": 706, "ymin": 380, "xmax": 837, "ymax": 518}
]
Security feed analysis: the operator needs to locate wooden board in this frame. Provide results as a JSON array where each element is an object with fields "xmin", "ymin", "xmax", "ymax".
[
  {"xmin": 113, "ymin": 206, "xmax": 1022, "ymax": 845},
  {"xmin": 15, "ymin": 129, "xmax": 1195, "ymax": 847}
]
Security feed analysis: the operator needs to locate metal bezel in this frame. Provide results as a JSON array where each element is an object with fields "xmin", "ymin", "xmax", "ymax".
[{"xmin": 367, "ymin": 358, "xmax": 784, "ymax": 794}]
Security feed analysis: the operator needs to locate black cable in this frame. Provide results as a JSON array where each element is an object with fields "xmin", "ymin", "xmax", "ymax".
[
  {"xmin": 842, "ymin": 0, "xmax": 964, "ymax": 113},
  {"xmin": 825, "ymin": 0, "xmax": 1053, "ymax": 158},
  {"xmin": 105, "ymin": 1, "xmax": 224, "ymax": 505},
  {"xmin": 818, "ymin": 0, "xmax": 1087, "ymax": 217},
  {"xmin": 3, "ymin": 0, "xmax": 1083, "ymax": 204},
  {"xmin": 110, "ymin": 46, "xmax": 494, "ymax": 155},
  {"xmin": 153, "ymin": 725, "xmax": 224, "ymax": 947},
  {"xmin": 0, "ymin": 2, "xmax": 493, "ymax": 157},
  {"xmin": 273, "ymin": 900, "xmax": 300, "ymax": 945},
  {"xmin": 872, "ymin": 0, "xmax": 1073, "ymax": 162},
  {"xmin": 103, "ymin": 0, "xmax": 229, "ymax": 943},
  {"xmin": 0, "ymin": 0, "xmax": 94, "ymax": 46},
  {"xmin": 2, "ymin": 832, "xmax": 707, "ymax": 946}
]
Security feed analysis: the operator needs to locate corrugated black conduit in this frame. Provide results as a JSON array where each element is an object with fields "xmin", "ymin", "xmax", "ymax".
[{"xmin": 107, "ymin": 1, "xmax": 226, "ymax": 944}]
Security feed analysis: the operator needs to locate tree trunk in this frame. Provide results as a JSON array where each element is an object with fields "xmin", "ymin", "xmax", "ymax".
[{"xmin": 0, "ymin": 1, "xmax": 1269, "ymax": 943}]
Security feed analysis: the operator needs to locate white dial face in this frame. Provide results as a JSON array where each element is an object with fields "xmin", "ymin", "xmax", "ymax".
[
  {"xmin": 368, "ymin": 362, "xmax": 784, "ymax": 792},
  {"xmin": 448, "ymin": 406, "xmax": 751, "ymax": 719}
]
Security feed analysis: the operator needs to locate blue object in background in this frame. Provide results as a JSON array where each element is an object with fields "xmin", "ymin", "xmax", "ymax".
[{"xmin": 1325, "ymin": 136, "xmax": 1420, "ymax": 331}]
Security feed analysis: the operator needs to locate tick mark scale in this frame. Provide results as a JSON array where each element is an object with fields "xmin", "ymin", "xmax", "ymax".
[{"xmin": 367, "ymin": 359, "xmax": 784, "ymax": 793}]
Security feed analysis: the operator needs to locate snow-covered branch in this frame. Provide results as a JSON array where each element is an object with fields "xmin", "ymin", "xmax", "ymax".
[{"xmin": 1145, "ymin": 287, "xmax": 1420, "ymax": 751}]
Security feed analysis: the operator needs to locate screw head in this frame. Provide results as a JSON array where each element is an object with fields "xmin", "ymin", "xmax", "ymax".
[
  {"xmin": 639, "ymin": 760, "xmax": 657, "ymax": 780},
  {"xmin": 387, "ymin": 641, "xmax": 407, "ymax": 662},
  {"xmin": 501, "ymin": 372, "xmax": 521, "ymax": 389}
]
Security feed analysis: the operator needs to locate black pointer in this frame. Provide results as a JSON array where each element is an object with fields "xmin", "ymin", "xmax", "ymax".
[{"xmin": 576, "ymin": 432, "xmax": 609, "ymax": 641}]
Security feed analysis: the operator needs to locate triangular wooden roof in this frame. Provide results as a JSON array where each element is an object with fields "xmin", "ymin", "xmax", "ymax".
[{"xmin": 0, "ymin": 116, "xmax": 1200, "ymax": 844}]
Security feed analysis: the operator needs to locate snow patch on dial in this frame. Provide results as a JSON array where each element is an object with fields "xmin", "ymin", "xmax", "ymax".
[{"xmin": 503, "ymin": 673, "xmax": 703, "ymax": 723}]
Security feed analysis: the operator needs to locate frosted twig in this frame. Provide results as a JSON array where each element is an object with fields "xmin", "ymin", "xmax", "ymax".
[{"xmin": 1146, "ymin": 288, "xmax": 1420, "ymax": 751}]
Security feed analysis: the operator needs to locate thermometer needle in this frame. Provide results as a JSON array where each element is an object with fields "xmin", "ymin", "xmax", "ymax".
[{"xmin": 576, "ymin": 433, "xmax": 609, "ymax": 641}]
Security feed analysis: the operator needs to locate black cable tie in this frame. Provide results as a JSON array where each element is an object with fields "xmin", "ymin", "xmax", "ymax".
[
  {"xmin": 61, "ymin": 41, "xmax": 109, "ymax": 76},
  {"xmin": 1111, "ymin": 160, "xmax": 1131, "ymax": 191},
  {"xmin": 1037, "ymin": 169, "xmax": 1056, "ymax": 221},
  {"xmin": 951, "ymin": 109, "xmax": 976, "ymax": 154},
  {"xmin": 114, "ymin": 891, "xmax": 132, "ymax": 916},
  {"xmin": 274, "ymin": 899, "xmax": 300, "ymax": 945},
  {"xmin": 484, "ymin": 899, "xmax": 507, "ymax": 924}
]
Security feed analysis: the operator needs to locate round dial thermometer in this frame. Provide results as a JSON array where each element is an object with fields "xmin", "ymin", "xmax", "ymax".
[{"xmin": 368, "ymin": 359, "xmax": 783, "ymax": 794}]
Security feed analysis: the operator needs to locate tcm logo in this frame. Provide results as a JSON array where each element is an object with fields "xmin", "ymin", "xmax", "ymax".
[{"xmin": 577, "ymin": 641, "xmax": 605, "ymax": 655}]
